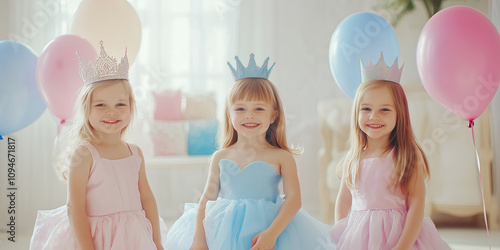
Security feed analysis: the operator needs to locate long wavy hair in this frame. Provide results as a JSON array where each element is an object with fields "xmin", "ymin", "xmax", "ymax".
[
  {"xmin": 219, "ymin": 78, "xmax": 299, "ymax": 155},
  {"xmin": 338, "ymin": 80, "xmax": 429, "ymax": 194},
  {"xmin": 55, "ymin": 79, "xmax": 135, "ymax": 180}
]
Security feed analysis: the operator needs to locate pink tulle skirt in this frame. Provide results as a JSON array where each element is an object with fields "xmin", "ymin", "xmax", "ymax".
[
  {"xmin": 30, "ymin": 205, "xmax": 168, "ymax": 250},
  {"xmin": 330, "ymin": 209, "xmax": 451, "ymax": 250}
]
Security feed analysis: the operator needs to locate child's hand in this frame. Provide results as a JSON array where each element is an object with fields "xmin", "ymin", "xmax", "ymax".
[
  {"xmin": 190, "ymin": 240, "xmax": 209, "ymax": 250},
  {"xmin": 250, "ymin": 230, "xmax": 278, "ymax": 250}
]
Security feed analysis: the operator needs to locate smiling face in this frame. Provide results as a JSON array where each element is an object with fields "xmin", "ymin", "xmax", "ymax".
[
  {"xmin": 89, "ymin": 81, "xmax": 131, "ymax": 137},
  {"xmin": 229, "ymin": 99, "xmax": 277, "ymax": 140},
  {"xmin": 358, "ymin": 85, "xmax": 397, "ymax": 144}
]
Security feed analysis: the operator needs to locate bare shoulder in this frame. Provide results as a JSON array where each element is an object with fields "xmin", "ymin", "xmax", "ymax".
[
  {"xmin": 271, "ymin": 148, "xmax": 295, "ymax": 166},
  {"xmin": 127, "ymin": 142, "xmax": 139, "ymax": 149},
  {"xmin": 68, "ymin": 145, "xmax": 93, "ymax": 174},
  {"xmin": 210, "ymin": 149, "xmax": 229, "ymax": 166},
  {"xmin": 213, "ymin": 148, "xmax": 232, "ymax": 160},
  {"xmin": 414, "ymin": 160, "xmax": 427, "ymax": 177},
  {"xmin": 407, "ymin": 157, "xmax": 427, "ymax": 188},
  {"xmin": 129, "ymin": 143, "xmax": 145, "ymax": 158},
  {"xmin": 275, "ymin": 147, "xmax": 294, "ymax": 159},
  {"xmin": 414, "ymin": 150, "xmax": 428, "ymax": 173},
  {"xmin": 71, "ymin": 145, "xmax": 92, "ymax": 164}
]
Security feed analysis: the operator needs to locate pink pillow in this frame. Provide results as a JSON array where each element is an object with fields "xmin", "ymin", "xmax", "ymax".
[{"xmin": 153, "ymin": 90, "xmax": 182, "ymax": 121}]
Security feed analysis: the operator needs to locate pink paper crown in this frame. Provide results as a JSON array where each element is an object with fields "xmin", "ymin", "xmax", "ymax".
[
  {"xmin": 77, "ymin": 41, "xmax": 129, "ymax": 85},
  {"xmin": 361, "ymin": 53, "xmax": 404, "ymax": 84}
]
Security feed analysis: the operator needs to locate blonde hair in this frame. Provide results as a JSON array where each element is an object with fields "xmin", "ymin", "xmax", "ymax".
[
  {"xmin": 219, "ymin": 78, "xmax": 298, "ymax": 154},
  {"xmin": 338, "ymin": 80, "xmax": 429, "ymax": 194},
  {"xmin": 55, "ymin": 79, "xmax": 135, "ymax": 180}
]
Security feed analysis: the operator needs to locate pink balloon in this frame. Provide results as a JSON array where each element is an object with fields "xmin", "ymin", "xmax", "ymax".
[
  {"xmin": 36, "ymin": 35, "xmax": 97, "ymax": 122},
  {"xmin": 416, "ymin": 6, "xmax": 500, "ymax": 122}
]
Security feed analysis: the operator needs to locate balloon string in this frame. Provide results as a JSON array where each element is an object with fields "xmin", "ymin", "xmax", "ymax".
[
  {"xmin": 469, "ymin": 120, "xmax": 491, "ymax": 250},
  {"xmin": 57, "ymin": 119, "xmax": 65, "ymax": 135}
]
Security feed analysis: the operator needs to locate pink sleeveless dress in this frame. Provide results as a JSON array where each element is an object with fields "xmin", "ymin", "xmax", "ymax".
[
  {"xmin": 330, "ymin": 149, "xmax": 450, "ymax": 250},
  {"xmin": 30, "ymin": 143, "xmax": 168, "ymax": 250}
]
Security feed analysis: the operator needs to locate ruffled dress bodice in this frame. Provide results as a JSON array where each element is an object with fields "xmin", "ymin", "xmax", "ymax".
[
  {"xmin": 85, "ymin": 143, "xmax": 143, "ymax": 216},
  {"xmin": 219, "ymin": 159, "xmax": 281, "ymax": 201},
  {"xmin": 350, "ymin": 152, "xmax": 406, "ymax": 211}
]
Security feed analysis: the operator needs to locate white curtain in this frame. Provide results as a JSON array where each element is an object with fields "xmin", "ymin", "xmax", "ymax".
[
  {"xmin": 1, "ymin": 0, "xmax": 238, "ymax": 236},
  {"xmin": 126, "ymin": 0, "xmax": 239, "ymax": 156}
]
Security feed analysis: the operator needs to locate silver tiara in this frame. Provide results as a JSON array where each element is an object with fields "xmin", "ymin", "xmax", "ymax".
[{"xmin": 77, "ymin": 41, "xmax": 129, "ymax": 85}]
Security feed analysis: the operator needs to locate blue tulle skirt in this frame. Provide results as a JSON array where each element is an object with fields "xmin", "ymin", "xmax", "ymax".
[{"xmin": 166, "ymin": 197, "xmax": 334, "ymax": 250}]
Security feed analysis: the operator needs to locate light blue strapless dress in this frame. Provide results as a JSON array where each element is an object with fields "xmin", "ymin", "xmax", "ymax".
[{"xmin": 166, "ymin": 159, "xmax": 334, "ymax": 250}]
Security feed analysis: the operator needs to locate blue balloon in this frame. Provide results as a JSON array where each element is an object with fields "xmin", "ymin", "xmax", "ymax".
[
  {"xmin": 329, "ymin": 12, "xmax": 400, "ymax": 98},
  {"xmin": 0, "ymin": 41, "xmax": 46, "ymax": 138}
]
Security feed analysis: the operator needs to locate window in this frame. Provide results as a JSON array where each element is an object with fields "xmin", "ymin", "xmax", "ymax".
[{"xmin": 129, "ymin": 0, "xmax": 239, "ymax": 121}]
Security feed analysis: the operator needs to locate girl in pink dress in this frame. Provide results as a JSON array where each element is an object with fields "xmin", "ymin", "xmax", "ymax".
[
  {"xmin": 30, "ymin": 41, "xmax": 167, "ymax": 250},
  {"xmin": 330, "ymin": 55, "xmax": 450, "ymax": 249}
]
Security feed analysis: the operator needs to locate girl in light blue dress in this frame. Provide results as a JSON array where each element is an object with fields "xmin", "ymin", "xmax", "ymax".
[{"xmin": 166, "ymin": 54, "xmax": 334, "ymax": 250}]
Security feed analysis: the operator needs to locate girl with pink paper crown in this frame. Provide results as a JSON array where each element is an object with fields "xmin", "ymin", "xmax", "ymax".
[
  {"xmin": 330, "ymin": 53, "xmax": 451, "ymax": 249},
  {"xmin": 166, "ymin": 54, "xmax": 335, "ymax": 250},
  {"xmin": 30, "ymin": 41, "xmax": 168, "ymax": 250}
]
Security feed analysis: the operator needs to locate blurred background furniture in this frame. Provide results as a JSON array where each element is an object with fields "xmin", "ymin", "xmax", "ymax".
[{"xmin": 146, "ymin": 156, "xmax": 210, "ymax": 224}]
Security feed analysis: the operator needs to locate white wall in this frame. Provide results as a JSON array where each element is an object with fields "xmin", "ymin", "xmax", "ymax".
[{"xmin": 0, "ymin": 1, "xmax": 8, "ymax": 40}]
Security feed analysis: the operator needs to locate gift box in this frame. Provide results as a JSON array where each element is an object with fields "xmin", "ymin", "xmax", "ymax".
[
  {"xmin": 187, "ymin": 120, "xmax": 218, "ymax": 155},
  {"xmin": 184, "ymin": 93, "xmax": 217, "ymax": 120},
  {"xmin": 153, "ymin": 90, "xmax": 183, "ymax": 121},
  {"xmin": 149, "ymin": 121, "xmax": 187, "ymax": 156}
]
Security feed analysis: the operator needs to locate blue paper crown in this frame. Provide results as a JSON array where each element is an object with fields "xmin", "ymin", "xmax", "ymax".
[{"xmin": 227, "ymin": 53, "xmax": 276, "ymax": 81}]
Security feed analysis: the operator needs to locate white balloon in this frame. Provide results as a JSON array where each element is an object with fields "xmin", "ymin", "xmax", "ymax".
[{"xmin": 70, "ymin": 0, "xmax": 142, "ymax": 65}]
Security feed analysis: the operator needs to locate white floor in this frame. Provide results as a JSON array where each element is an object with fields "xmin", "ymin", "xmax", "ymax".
[{"xmin": 1, "ymin": 227, "xmax": 499, "ymax": 250}]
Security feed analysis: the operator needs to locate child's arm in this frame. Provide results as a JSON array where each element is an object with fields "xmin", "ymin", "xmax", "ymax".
[
  {"xmin": 335, "ymin": 179, "xmax": 352, "ymax": 223},
  {"xmin": 137, "ymin": 147, "xmax": 164, "ymax": 250},
  {"xmin": 191, "ymin": 151, "xmax": 222, "ymax": 250},
  {"xmin": 250, "ymin": 151, "xmax": 301, "ymax": 250},
  {"xmin": 67, "ymin": 146, "xmax": 95, "ymax": 250},
  {"xmin": 393, "ymin": 163, "xmax": 426, "ymax": 250}
]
